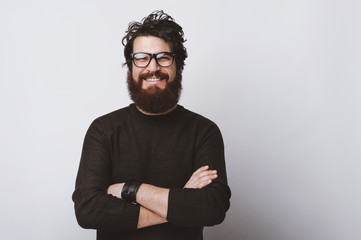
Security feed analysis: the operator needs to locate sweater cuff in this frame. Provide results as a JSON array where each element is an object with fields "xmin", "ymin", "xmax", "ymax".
[
  {"xmin": 166, "ymin": 188, "xmax": 185, "ymax": 223},
  {"xmin": 122, "ymin": 203, "xmax": 140, "ymax": 230},
  {"xmin": 106, "ymin": 195, "xmax": 140, "ymax": 231}
]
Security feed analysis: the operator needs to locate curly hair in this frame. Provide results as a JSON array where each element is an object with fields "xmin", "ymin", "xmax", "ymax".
[{"xmin": 122, "ymin": 10, "xmax": 188, "ymax": 73}]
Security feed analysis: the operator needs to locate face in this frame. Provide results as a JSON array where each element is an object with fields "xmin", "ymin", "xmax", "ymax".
[
  {"xmin": 132, "ymin": 36, "xmax": 177, "ymax": 90},
  {"xmin": 127, "ymin": 36, "xmax": 182, "ymax": 114}
]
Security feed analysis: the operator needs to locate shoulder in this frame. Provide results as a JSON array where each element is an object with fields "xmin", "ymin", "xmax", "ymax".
[
  {"xmin": 181, "ymin": 106, "xmax": 218, "ymax": 126},
  {"xmin": 179, "ymin": 106, "xmax": 223, "ymax": 135},
  {"xmin": 97, "ymin": 105, "xmax": 131, "ymax": 123},
  {"xmin": 87, "ymin": 105, "xmax": 132, "ymax": 136},
  {"xmin": 179, "ymin": 107, "xmax": 225, "ymax": 154}
]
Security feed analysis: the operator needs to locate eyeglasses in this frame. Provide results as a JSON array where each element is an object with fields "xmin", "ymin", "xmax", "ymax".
[{"xmin": 131, "ymin": 52, "xmax": 175, "ymax": 68}]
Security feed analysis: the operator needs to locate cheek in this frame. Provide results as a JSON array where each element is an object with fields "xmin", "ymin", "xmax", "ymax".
[
  {"xmin": 168, "ymin": 67, "xmax": 177, "ymax": 81},
  {"xmin": 132, "ymin": 69, "xmax": 140, "ymax": 81}
]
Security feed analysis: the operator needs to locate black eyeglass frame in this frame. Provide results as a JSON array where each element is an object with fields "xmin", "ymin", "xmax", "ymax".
[{"xmin": 130, "ymin": 52, "xmax": 175, "ymax": 68}]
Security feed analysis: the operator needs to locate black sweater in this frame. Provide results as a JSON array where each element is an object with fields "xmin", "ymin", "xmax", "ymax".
[{"xmin": 72, "ymin": 104, "xmax": 231, "ymax": 240}]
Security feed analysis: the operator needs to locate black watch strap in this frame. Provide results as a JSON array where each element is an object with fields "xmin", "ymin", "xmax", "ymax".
[{"xmin": 121, "ymin": 180, "xmax": 142, "ymax": 204}]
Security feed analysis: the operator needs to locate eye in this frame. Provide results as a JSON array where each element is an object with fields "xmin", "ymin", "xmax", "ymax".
[
  {"xmin": 134, "ymin": 53, "xmax": 149, "ymax": 61},
  {"xmin": 157, "ymin": 53, "xmax": 172, "ymax": 61}
]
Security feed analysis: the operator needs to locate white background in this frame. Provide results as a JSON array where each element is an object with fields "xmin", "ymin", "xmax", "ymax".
[{"xmin": 1, "ymin": 0, "xmax": 360, "ymax": 239}]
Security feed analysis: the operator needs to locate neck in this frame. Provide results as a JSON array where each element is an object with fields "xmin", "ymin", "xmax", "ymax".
[{"xmin": 136, "ymin": 104, "xmax": 177, "ymax": 116}]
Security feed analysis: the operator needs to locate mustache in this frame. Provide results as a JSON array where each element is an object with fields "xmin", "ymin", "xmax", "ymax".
[{"xmin": 139, "ymin": 71, "xmax": 169, "ymax": 81}]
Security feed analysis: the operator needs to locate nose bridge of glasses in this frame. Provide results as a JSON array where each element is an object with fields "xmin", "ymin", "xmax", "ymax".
[{"xmin": 147, "ymin": 54, "xmax": 160, "ymax": 68}]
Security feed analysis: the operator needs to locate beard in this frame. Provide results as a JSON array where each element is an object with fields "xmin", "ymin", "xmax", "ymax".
[{"xmin": 127, "ymin": 70, "xmax": 183, "ymax": 114}]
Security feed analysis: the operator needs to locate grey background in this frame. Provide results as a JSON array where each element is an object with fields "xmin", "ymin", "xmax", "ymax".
[{"xmin": 1, "ymin": 0, "xmax": 360, "ymax": 239}]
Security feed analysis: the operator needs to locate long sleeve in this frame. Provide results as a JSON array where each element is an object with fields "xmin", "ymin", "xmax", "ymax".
[
  {"xmin": 72, "ymin": 105, "xmax": 231, "ymax": 239},
  {"xmin": 167, "ymin": 123, "xmax": 231, "ymax": 227},
  {"xmin": 72, "ymin": 119, "xmax": 140, "ymax": 232}
]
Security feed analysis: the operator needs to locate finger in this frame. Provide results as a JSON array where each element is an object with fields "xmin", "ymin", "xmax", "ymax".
[
  {"xmin": 184, "ymin": 166, "xmax": 214, "ymax": 189},
  {"xmin": 198, "ymin": 174, "xmax": 218, "ymax": 183},
  {"xmin": 189, "ymin": 174, "xmax": 217, "ymax": 189},
  {"xmin": 184, "ymin": 175, "xmax": 198, "ymax": 188},
  {"xmin": 186, "ymin": 176, "xmax": 199, "ymax": 188},
  {"xmin": 186, "ymin": 176, "xmax": 215, "ymax": 189},
  {"xmin": 187, "ymin": 166, "xmax": 210, "ymax": 185},
  {"xmin": 194, "ymin": 174, "xmax": 217, "ymax": 186},
  {"xmin": 184, "ymin": 180, "xmax": 199, "ymax": 189},
  {"xmin": 192, "ymin": 165, "xmax": 209, "ymax": 176},
  {"xmin": 197, "ymin": 169, "xmax": 217, "ymax": 178},
  {"xmin": 185, "ymin": 174, "xmax": 208, "ymax": 189},
  {"xmin": 188, "ymin": 170, "xmax": 216, "ymax": 188},
  {"xmin": 197, "ymin": 179, "xmax": 212, "ymax": 189}
]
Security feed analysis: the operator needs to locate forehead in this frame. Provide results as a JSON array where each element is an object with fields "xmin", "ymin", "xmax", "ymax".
[{"xmin": 133, "ymin": 36, "xmax": 172, "ymax": 53}]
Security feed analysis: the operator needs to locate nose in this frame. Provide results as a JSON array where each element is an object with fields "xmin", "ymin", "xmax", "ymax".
[{"xmin": 146, "ymin": 57, "xmax": 160, "ymax": 72}]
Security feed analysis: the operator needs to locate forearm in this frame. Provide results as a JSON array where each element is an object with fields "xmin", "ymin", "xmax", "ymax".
[
  {"xmin": 107, "ymin": 165, "xmax": 222, "ymax": 228},
  {"xmin": 136, "ymin": 184, "xmax": 170, "ymax": 218},
  {"xmin": 136, "ymin": 182, "xmax": 230, "ymax": 227},
  {"xmin": 134, "ymin": 182, "xmax": 230, "ymax": 228},
  {"xmin": 167, "ymin": 182, "xmax": 231, "ymax": 227},
  {"xmin": 73, "ymin": 185, "xmax": 140, "ymax": 231},
  {"xmin": 137, "ymin": 206, "xmax": 167, "ymax": 228},
  {"xmin": 107, "ymin": 183, "xmax": 169, "ymax": 228}
]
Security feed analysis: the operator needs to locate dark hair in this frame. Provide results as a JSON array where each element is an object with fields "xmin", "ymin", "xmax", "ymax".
[{"xmin": 122, "ymin": 10, "xmax": 188, "ymax": 73}]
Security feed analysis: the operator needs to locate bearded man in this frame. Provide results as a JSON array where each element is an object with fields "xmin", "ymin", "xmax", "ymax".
[{"xmin": 72, "ymin": 10, "xmax": 231, "ymax": 240}]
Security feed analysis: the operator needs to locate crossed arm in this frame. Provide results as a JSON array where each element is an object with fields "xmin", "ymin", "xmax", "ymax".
[
  {"xmin": 73, "ymin": 119, "xmax": 231, "ymax": 231},
  {"xmin": 107, "ymin": 166, "xmax": 218, "ymax": 228}
]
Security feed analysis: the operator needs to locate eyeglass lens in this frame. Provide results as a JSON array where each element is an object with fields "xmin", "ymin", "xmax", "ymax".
[{"xmin": 132, "ymin": 52, "xmax": 174, "ymax": 67}]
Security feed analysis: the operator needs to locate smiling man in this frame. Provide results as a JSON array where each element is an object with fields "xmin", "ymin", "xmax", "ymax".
[
  {"xmin": 127, "ymin": 36, "xmax": 180, "ymax": 114},
  {"xmin": 72, "ymin": 10, "xmax": 231, "ymax": 240}
]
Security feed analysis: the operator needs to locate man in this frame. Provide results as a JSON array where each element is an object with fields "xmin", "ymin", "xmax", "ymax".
[{"xmin": 72, "ymin": 10, "xmax": 231, "ymax": 240}]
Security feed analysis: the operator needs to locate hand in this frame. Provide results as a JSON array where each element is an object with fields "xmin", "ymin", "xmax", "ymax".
[
  {"xmin": 184, "ymin": 165, "xmax": 217, "ymax": 189},
  {"xmin": 107, "ymin": 183, "xmax": 125, "ymax": 199}
]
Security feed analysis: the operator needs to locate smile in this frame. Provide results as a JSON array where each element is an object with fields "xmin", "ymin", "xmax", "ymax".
[{"xmin": 145, "ymin": 78, "xmax": 161, "ymax": 82}]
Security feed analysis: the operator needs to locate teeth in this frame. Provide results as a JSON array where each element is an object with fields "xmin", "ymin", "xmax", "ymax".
[{"xmin": 146, "ymin": 78, "xmax": 160, "ymax": 82}]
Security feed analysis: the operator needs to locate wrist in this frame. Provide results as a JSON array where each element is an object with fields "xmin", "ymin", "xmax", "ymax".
[{"xmin": 121, "ymin": 180, "xmax": 142, "ymax": 204}]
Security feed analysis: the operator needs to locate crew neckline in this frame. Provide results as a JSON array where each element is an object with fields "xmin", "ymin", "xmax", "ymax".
[{"xmin": 129, "ymin": 103, "xmax": 184, "ymax": 120}]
